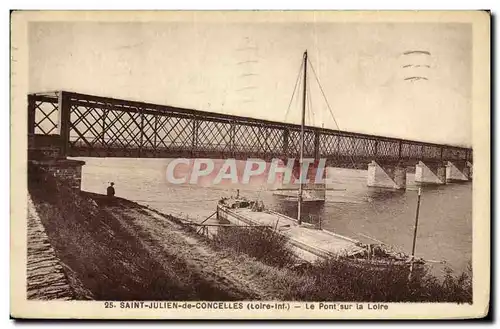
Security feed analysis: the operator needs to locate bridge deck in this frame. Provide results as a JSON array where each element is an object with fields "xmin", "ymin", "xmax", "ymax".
[{"xmin": 28, "ymin": 91, "xmax": 472, "ymax": 166}]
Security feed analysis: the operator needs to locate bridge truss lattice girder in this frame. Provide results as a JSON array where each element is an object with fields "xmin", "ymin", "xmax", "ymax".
[{"xmin": 27, "ymin": 91, "xmax": 473, "ymax": 167}]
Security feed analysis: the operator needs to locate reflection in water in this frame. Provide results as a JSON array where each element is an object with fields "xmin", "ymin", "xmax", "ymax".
[
  {"xmin": 367, "ymin": 189, "xmax": 407, "ymax": 202},
  {"xmin": 76, "ymin": 157, "xmax": 472, "ymax": 275}
]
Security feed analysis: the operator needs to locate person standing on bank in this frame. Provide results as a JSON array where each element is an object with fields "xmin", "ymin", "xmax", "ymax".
[{"xmin": 107, "ymin": 182, "xmax": 115, "ymax": 197}]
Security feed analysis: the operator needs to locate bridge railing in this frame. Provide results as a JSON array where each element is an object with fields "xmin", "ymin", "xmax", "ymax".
[{"xmin": 27, "ymin": 91, "xmax": 473, "ymax": 164}]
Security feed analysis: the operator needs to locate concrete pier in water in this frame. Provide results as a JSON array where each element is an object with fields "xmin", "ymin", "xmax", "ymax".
[{"xmin": 415, "ymin": 161, "xmax": 447, "ymax": 185}]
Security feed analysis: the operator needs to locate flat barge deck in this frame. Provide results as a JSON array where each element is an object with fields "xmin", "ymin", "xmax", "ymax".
[{"xmin": 217, "ymin": 204, "xmax": 365, "ymax": 262}]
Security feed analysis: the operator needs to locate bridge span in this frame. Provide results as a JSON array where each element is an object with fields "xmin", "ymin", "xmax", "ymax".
[{"xmin": 28, "ymin": 91, "xmax": 472, "ymax": 190}]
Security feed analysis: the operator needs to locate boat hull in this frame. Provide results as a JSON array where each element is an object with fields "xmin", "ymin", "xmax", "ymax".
[
  {"xmin": 273, "ymin": 183, "xmax": 326, "ymax": 202},
  {"xmin": 216, "ymin": 202, "xmax": 423, "ymax": 269}
]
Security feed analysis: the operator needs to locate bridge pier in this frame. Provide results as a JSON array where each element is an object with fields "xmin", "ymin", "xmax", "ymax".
[
  {"xmin": 446, "ymin": 161, "xmax": 472, "ymax": 182},
  {"xmin": 367, "ymin": 161, "xmax": 407, "ymax": 190},
  {"xmin": 28, "ymin": 134, "xmax": 85, "ymax": 190},
  {"xmin": 415, "ymin": 161, "xmax": 446, "ymax": 185}
]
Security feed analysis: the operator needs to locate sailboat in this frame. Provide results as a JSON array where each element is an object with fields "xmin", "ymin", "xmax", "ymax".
[
  {"xmin": 219, "ymin": 50, "xmax": 326, "ymax": 225},
  {"xmin": 216, "ymin": 51, "xmax": 425, "ymax": 268},
  {"xmin": 271, "ymin": 50, "xmax": 326, "ymax": 221},
  {"xmin": 218, "ymin": 50, "xmax": 325, "ymax": 220}
]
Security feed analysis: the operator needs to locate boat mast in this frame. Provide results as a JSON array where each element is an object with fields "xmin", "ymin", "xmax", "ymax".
[{"xmin": 298, "ymin": 50, "xmax": 307, "ymax": 225}]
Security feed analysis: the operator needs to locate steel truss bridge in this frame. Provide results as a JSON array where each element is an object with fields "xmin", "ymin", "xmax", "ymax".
[{"xmin": 28, "ymin": 91, "xmax": 472, "ymax": 167}]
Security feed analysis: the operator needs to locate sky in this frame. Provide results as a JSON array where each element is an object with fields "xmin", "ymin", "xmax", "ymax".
[{"xmin": 28, "ymin": 21, "xmax": 472, "ymax": 147}]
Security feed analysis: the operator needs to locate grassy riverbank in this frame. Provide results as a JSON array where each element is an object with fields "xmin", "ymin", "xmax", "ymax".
[
  {"xmin": 28, "ymin": 166, "xmax": 472, "ymax": 302},
  {"xmin": 28, "ymin": 168, "xmax": 282, "ymax": 300},
  {"xmin": 212, "ymin": 226, "xmax": 472, "ymax": 303}
]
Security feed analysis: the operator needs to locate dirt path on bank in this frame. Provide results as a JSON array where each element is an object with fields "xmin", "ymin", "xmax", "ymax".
[
  {"xmin": 29, "ymin": 182, "xmax": 281, "ymax": 300},
  {"xmin": 103, "ymin": 199, "xmax": 278, "ymax": 300}
]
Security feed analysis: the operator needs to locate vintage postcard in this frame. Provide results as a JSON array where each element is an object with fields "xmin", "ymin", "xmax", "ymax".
[{"xmin": 10, "ymin": 10, "xmax": 490, "ymax": 319}]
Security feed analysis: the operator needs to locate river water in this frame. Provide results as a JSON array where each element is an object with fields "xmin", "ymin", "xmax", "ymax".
[{"xmin": 75, "ymin": 157, "xmax": 472, "ymax": 275}]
